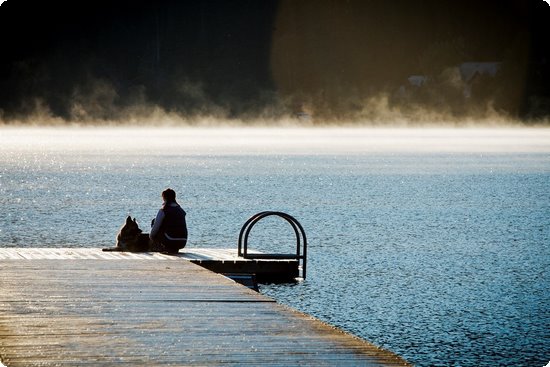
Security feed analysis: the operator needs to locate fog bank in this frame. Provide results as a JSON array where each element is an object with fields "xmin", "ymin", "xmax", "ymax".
[{"xmin": 2, "ymin": 127, "xmax": 549, "ymax": 155}]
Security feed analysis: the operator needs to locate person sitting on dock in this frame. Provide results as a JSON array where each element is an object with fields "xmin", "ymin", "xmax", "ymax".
[{"xmin": 150, "ymin": 188, "xmax": 188, "ymax": 254}]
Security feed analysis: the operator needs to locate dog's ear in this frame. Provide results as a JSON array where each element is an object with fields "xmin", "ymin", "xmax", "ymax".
[
  {"xmin": 126, "ymin": 216, "xmax": 132, "ymax": 224},
  {"xmin": 133, "ymin": 218, "xmax": 137, "ymax": 224}
]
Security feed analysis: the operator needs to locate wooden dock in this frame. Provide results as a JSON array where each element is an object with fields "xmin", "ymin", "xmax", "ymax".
[
  {"xmin": 179, "ymin": 248, "xmax": 301, "ymax": 282},
  {"xmin": 0, "ymin": 248, "xmax": 409, "ymax": 366}
]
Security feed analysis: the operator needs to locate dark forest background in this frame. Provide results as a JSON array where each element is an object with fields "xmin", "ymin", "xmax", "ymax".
[{"xmin": 1, "ymin": 0, "xmax": 549, "ymax": 124}]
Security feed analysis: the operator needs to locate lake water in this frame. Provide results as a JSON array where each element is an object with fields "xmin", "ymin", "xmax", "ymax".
[{"xmin": 1, "ymin": 127, "xmax": 549, "ymax": 366}]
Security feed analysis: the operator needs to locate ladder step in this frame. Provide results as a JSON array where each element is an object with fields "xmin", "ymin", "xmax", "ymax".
[{"xmin": 243, "ymin": 254, "xmax": 301, "ymax": 260}]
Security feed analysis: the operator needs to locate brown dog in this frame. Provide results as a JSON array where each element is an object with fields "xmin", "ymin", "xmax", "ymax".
[{"xmin": 103, "ymin": 216, "xmax": 152, "ymax": 252}]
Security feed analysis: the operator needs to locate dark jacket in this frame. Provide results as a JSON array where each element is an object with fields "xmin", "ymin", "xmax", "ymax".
[
  {"xmin": 150, "ymin": 201, "xmax": 188, "ymax": 252},
  {"xmin": 161, "ymin": 202, "xmax": 187, "ymax": 240}
]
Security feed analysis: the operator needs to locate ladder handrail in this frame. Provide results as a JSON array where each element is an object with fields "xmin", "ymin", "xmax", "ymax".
[{"xmin": 237, "ymin": 211, "xmax": 307, "ymax": 279}]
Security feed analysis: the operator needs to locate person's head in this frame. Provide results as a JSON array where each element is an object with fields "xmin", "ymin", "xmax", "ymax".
[{"xmin": 162, "ymin": 188, "xmax": 176, "ymax": 202}]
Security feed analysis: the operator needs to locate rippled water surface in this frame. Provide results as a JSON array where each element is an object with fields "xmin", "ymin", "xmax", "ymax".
[{"xmin": 1, "ymin": 127, "xmax": 549, "ymax": 366}]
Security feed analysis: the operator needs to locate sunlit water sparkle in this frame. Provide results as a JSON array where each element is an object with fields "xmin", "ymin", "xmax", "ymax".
[{"xmin": 1, "ymin": 127, "xmax": 549, "ymax": 366}]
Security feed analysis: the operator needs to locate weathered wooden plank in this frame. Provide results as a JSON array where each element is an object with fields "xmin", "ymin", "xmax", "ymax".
[
  {"xmin": 0, "ymin": 248, "xmax": 261, "ymax": 261},
  {"xmin": 0, "ymin": 247, "xmax": 300, "ymax": 281},
  {"xmin": 0, "ymin": 248, "xmax": 409, "ymax": 366}
]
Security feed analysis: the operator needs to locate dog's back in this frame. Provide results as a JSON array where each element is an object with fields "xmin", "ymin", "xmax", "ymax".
[{"xmin": 123, "ymin": 233, "xmax": 151, "ymax": 252}]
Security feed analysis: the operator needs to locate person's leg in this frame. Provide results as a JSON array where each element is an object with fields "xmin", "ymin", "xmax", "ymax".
[
  {"xmin": 150, "ymin": 239, "xmax": 166, "ymax": 252},
  {"xmin": 150, "ymin": 228, "xmax": 168, "ymax": 252},
  {"xmin": 162, "ymin": 238, "xmax": 186, "ymax": 254}
]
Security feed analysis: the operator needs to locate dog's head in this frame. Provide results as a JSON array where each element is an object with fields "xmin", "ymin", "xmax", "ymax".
[{"xmin": 116, "ymin": 216, "xmax": 143, "ymax": 247}]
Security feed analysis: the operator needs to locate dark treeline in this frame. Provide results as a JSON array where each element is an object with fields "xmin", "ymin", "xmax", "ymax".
[{"xmin": 0, "ymin": 0, "xmax": 549, "ymax": 123}]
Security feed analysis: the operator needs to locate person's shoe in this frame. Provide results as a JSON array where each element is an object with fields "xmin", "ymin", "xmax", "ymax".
[{"xmin": 161, "ymin": 250, "xmax": 179, "ymax": 256}]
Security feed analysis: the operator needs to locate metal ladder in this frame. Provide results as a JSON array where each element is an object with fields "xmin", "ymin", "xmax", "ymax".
[{"xmin": 238, "ymin": 211, "xmax": 307, "ymax": 279}]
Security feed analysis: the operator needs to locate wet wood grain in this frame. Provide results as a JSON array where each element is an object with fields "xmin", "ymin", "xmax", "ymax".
[{"xmin": 0, "ymin": 248, "xmax": 409, "ymax": 366}]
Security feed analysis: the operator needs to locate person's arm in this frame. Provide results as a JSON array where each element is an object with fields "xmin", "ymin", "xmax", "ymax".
[{"xmin": 149, "ymin": 209, "xmax": 165, "ymax": 239}]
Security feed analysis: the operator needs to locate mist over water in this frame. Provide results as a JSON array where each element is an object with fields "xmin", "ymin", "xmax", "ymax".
[
  {"xmin": 2, "ymin": 126, "xmax": 549, "ymax": 154},
  {"xmin": 1, "ymin": 126, "xmax": 549, "ymax": 366}
]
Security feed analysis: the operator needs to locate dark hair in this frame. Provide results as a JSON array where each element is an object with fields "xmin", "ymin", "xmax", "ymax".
[{"xmin": 162, "ymin": 188, "xmax": 176, "ymax": 202}]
